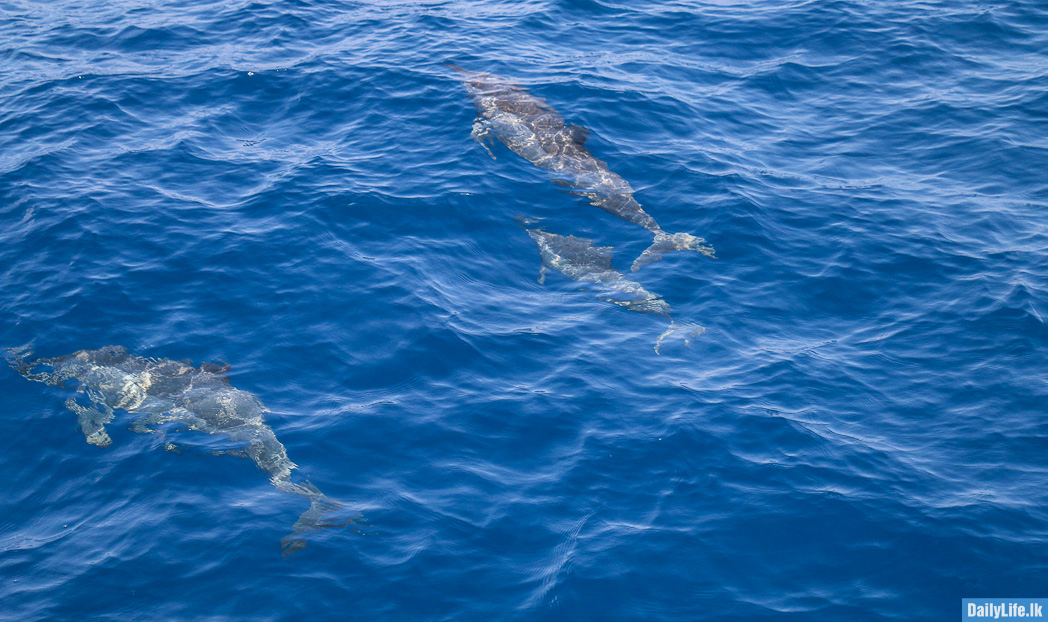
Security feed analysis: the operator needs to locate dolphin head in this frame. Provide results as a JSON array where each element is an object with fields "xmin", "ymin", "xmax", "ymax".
[
  {"xmin": 51, "ymin": 346, "xmax": 134, "ymax": 383},
  {"xmin": 13, "ymin": 349, "xmax": 97, "ymax": 386},
  {"xmin": 13, "ymin": 346, "xmax": 145, "ymax": 401}
]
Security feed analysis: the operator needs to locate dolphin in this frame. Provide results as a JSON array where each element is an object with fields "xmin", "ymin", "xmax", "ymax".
[
  {"xmin": 517, "ymin": 218, "xmax": 704, "ymax": 352},
  {"xmin": 518, "ymin": 218, "xmax": 671, "ymax": 318},
  {"xmin": 448, "ymin": 63, "xmax": 715, "ymax": 271},
  {"xmin": 7, "ymin": 345, "xmax": 352, "ymax": 555}
]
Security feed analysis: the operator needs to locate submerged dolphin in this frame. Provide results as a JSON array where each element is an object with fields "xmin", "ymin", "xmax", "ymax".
[
  {"xmin": 448, "ymin": 63, "xmax": 715, "ymax": 271},
  {"xmin": 519, "ymin": 219, "xmax": 671, "ymax": 318},
  {"xmin": 7, "ymin": 345, "xmax": 351, "ymax": 555},
  {"xmin": 518, "ymin": 218, "xmax": 704, "ymax": 352}
]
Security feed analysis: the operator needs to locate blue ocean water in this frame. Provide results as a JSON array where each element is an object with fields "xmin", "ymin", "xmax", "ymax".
[{"xmin": 2, "ymin": 0, "xmax": 1047, "ymax": 619}]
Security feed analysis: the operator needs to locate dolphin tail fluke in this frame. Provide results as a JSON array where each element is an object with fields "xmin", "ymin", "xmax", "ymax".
[
  {"xmin": 631, "ymin": 232, "xmax": 716, "ymax": 272},
  {"xmin": 279, "ymin": 487, "xmax": 360, "ymax": 556},
  {"xmin": 654, "ymin": 322, "xmax": 706, "ymax": 355}
]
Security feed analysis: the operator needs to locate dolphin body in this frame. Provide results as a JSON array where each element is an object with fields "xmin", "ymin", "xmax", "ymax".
[
  {"xmin": 448, "ymin": 63, "xmax": 715, "ymax": 271},
  {"xmin": 518, "ymin": 219, "xmax": 703, "ymax": 352},
  {"xmin": 7, "ymin": 345, "xmax": 350, "ymax": 555},
  {"xmin": 519, "ymin": 219, "xmax": 672, "ymax": 319}
]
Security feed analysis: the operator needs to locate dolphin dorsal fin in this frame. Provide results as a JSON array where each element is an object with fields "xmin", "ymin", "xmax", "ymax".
[
  {"xmin": 567, "ymin": 124, "xmax": 589, "ymax": 145},
  {"xmin": 200, "ymin": 360, "xmax": 232, "ymax": 384}
]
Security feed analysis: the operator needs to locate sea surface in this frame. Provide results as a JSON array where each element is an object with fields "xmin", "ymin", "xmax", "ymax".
[{"xmin": 2, "ymin": 0, "xmax": 1047, "ymax": 620}]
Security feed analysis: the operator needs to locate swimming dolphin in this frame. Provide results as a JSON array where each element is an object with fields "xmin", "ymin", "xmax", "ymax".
[
  {"xmin": 7, "ymin": 345, "xmax": 351, "ymax": 555},
  {"xmin": 518, "ymin": 218, "xmax": 672, "ymax": 318},
  {"xmin": 517, "ymin": 218, "xmax": 703, "ymax": 352},
  {"xmin": 448, "ymin": 63, "xmax": 715, "ymax": 271}
]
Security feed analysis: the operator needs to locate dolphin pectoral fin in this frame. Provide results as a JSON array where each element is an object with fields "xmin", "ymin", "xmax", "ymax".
[
  {"xmin": 65, "ymin": 398, "xmax": 114, "ymax": 448},
  {"xmin": 470, "ymin": 118, "xmax": 497, "ymax": 159},
  {"xmin": 537, "ymin": 264, "xmax": 549, "ymax": 285},
  {"xmin": 477, "ymin": 139, "xmax": 497, "ymax": 160},
  {"xmin": 631, "ymin": 232, "xmax": 716, "ymax": 272},
  {"xmin": 83, "ymin": 428, "xmax": 112, "ymax": 447}
]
